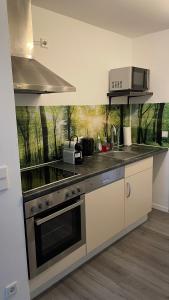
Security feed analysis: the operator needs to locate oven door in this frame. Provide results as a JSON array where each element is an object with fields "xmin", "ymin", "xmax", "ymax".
[{"xmin": 26, "ymin": 194, "xmax": 85, "ymax": 279}]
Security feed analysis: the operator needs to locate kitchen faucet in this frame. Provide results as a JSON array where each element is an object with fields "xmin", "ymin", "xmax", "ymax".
[{"xmin": 111, "ymin": 125, "xmax": 120, "ymax": 148}]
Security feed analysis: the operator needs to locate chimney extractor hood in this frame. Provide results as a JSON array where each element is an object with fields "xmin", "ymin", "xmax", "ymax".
[{"xmin": 7, "ymin": 0, "xmax": 76, "ymax": 94}]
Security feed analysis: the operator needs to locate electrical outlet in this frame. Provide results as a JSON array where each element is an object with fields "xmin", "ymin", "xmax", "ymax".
[
  {"xmin": 5, "ymin": 282, "xmax": 17, "ymax": 298},
  {"xmin": 40, "ymin": 38, "xmax": 48, "ymax": 48},
  {"xmin": 0, "ymin": 165, "xmax": 8, "ymax": 192},
  {"xmin": 162, "ymin": 131, "xmax": 168, "ymax": 138},
  {"xmin": 0, "ymin": 165, "xmax": 7, "ymax": 179}
]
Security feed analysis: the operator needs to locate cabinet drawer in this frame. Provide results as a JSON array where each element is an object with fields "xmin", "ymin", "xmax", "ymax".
[{"xmin": 125, "ymin": 157, "xmax": 153, "ymax": 178}]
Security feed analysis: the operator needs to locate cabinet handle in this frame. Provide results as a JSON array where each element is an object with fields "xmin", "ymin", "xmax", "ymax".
[{"xmin": 126, "ymin": 182, "xmax": 131, "ymax": 198}]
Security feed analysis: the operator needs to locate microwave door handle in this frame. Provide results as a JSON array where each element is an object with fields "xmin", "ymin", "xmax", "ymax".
[{"xmin": 35, "ymin": 199, "xmax": 84, "ymax": 226}]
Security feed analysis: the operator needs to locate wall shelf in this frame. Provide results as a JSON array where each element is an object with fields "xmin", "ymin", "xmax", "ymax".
[{"xmin": 107, "ymin": 90, "xmax": 153, "ymax": 105}]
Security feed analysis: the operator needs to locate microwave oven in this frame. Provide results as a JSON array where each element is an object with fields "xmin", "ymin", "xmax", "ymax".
[{"xmin": 109, "ymin": 67, "xmax": 149, "ymax": 92}]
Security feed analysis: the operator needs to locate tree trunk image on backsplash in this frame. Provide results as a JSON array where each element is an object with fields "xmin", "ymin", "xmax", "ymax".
[
  {"xmin": 40, "ymin": 106, "xmax": 49, "ymax": 163},
  {"xmin": 119, "ymin": 106, "xmax": 124, "ymax": 145},
  {"xmin": 67, "ymin": 106, "xmax": 75, "ymax": 140},
  {"xmin": 17, "ymin": 107, "xmax": 32, "ymax": 165},
  {"xmin": 156, "ymin": 103, "xmax": 165, "ymax": 145},
  {"xmin": 50, "ymin": 107, "xmax": 60, "ymax": 159}
]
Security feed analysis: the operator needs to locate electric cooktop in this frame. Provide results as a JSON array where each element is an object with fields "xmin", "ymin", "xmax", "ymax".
[{"xmin": 21, "ymin": 165, "xmax": 77, "ymax": 192}]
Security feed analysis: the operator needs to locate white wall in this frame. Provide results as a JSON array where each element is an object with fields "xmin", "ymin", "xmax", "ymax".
[
  {"xmin": 133, "ymin": 29, "xmax": 169, "ymax": 103},
  {"xmin": 132, "ymin": 30, "xmax": 169, "ymax": 211},
  {"xmin": 0, "ymin": 1, "xmax": 30, "ymax": 299},
  {"xmin": 15, "ymin": 5, "xmax": 132, "ymax": 106}
]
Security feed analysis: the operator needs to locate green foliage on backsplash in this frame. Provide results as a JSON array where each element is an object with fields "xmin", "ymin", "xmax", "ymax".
[
  {"xmin": 131, "ymin": 103, "xmax": 169, "ymax": 146},
  {"xmin": 16, "ymin": 105, "xmax": 129, "ymax": 168},
  {"xmin": 16, "ymin": 103, "xmax": 169, "ymax": 169}
]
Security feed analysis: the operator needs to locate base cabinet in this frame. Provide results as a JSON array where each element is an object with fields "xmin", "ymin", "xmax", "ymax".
[
  {"xmin": 85, "ymin": 179, "xmax": 124, "ymax": 253},
  {"xmin": 85, "ymin": 158, "xmax": 153, "ymax": 253},
  {"xmin": 125, "ymin": 158, "xmax": 153, "ymax": 227}
]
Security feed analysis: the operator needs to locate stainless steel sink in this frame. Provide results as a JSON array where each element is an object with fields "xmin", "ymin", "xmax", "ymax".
[
  {"xmin": 109, "ymin": 152, "xmax": 139, "ymax": 160},
  {"xmin": 99, "ymin": 148, "xmax": 140, "ymax": 160}
]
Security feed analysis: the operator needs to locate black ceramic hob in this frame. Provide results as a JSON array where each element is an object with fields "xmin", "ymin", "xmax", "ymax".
[{"xmin": 21, "ymin": 165, "xmax": 77, "ymax": 192}]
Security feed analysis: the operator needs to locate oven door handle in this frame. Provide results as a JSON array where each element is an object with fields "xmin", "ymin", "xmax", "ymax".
[{"xmin": 35, "ymin": 199, "xmax": 84, "ymax": 226}]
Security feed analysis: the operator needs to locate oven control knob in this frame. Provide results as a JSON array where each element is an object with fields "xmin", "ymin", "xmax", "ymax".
[
  {"xmin": 31, "ymin": 206, "xmax": 37, "ymax": 214},
  {"xmin": 38, "ymin": 203, "xmax": 42, "ymax": 210},
  {"xmin": 72, "ymin": 190, "xmax": 76, "ymax": 195},
  {"xmin": 77, "ymin": 188, "xmax": 81, "ymax": 193},
  {"xmin": 45, "ymin": 200, "xmax": 50, "ymax": 207},
  {"xmin": 65, "ymin": 192, "xmax": 69, "ymax": 199}
]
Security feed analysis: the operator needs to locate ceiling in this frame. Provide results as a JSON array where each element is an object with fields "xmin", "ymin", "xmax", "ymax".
[{"xmin": 32, "ymin": 0, "xmax": 169, "ymax": 38}]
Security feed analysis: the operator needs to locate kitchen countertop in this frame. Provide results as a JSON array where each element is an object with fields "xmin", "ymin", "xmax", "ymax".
[{"xmin": 23, "ymin": 144, "xmax": 168, "ymax": 202}]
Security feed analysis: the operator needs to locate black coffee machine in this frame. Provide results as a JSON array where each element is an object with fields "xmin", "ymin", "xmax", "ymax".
[{"xmin": 80, "ymin": 137, "xmax": 94, "ymax": 156}]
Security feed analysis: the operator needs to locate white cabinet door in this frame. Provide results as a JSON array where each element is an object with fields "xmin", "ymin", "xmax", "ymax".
[
  {"xmin": 125, "ymin": 168, "xmax": 152, "ymax": 227},
  {"xmin": 85, "ymin": 179, "xmax": 124, "ymax": 253}
]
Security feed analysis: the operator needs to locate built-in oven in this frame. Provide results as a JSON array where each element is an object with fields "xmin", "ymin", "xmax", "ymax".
[{"xmin": 24, "ymin": 186, "xmax": 86, "ymax": 279}]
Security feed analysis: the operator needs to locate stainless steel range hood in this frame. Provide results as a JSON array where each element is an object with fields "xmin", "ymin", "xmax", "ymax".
[{"xmin": 7, "ymin": 0, "xmax": 76, "ymax": 94}]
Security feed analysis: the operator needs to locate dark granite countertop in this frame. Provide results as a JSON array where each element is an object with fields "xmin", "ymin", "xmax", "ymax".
[{"xmin": 23, "ymin": 144, "xmax": 168, "ymax": 202}]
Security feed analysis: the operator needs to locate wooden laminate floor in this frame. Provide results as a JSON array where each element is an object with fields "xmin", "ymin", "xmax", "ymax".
[{"xmin": 35, "ymin": 209, "xmax": 169, "ymax": 300}]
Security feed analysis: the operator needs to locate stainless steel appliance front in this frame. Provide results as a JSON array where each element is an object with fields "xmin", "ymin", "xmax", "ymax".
[{"xmin": 25, "ymin": 190, "xmax": 85, "ymax": 279}]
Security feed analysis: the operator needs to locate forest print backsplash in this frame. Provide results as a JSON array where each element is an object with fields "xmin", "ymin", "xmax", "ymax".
[
  {"xmin": 16, "ymin": 105, "xmax": 129, "ymax": 168},
  {"xmin": 16, "ymin": 103, "xmax": 168, "ymax": 169},
  {"xmin": 131, "ymin": 103, "xmax": 169, "ymax": 147}
]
